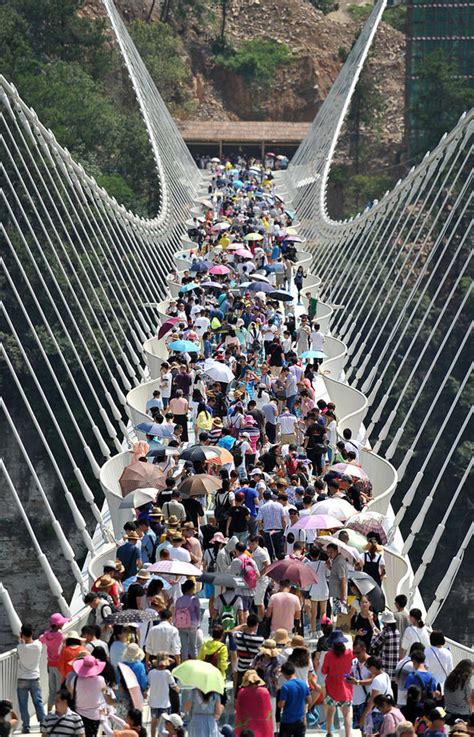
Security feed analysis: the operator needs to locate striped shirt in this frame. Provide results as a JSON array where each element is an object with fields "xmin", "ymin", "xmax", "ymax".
[
  {"xmin": 257, "ymin": 500, "xmax": 285, "ymax": 531},
  {"xmin": 41, "ymin": 709, "xmax": 84, "ymax": 737},
  {"xmin": 234, "ymin": 630, "xmax": 264, "ymax": 672}
]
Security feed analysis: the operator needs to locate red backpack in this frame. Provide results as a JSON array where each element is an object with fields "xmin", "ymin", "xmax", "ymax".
[{"xmin": 239, "ymin": 555, "xmax": 257, "ymax": 589}]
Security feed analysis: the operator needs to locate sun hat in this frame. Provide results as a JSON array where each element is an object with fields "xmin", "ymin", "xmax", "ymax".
[
  {"xmin": 103, "ymin": 560, "xmax": 119, "ymax": 571},
  {"xmin": 73, "ymin": 655, "xmax": 106, "ymax": 677},
  {"xmin": 123, "ymin": 643, "xmax": 145, "ymax": 663},
  {"xmin": 182, "ymin": 522, "xmax": 196, "ymax": 532},
  {"xmin": 290, "ymin": 635, "xmax": 309, "ymax": 650},
  {"xmin": 250, "ymin": 468, "xmax": 263, "ymax": 476},
  {"xmin": 241, "ymin": 669, "xmax": 265, "ymax": 688},
  {"xmin": 95, "ymin": 575, "xmax": 115, "ymax": 591},
  {"xmin": 259, "ymin": 639, "xmax": 279, "ymax": 658},
  {"xmin": 167, "ymin": 515, "xmax": 180, "ymax": 528},
  {"xmin": 328, "ymin": 629, "xmax": 348, "ymax": 646},
  {"xmin": 64, "ymin": 630, "xmax": 85, "ymax": 643},
  {"xmin": 241, "ymin": 432, "xmax": 250, "ymax": 439},
  {"xmin": 126, "ymin": 531, "xmax": 140, "ymax": 540},
  {"xmin": 380, "ymin": 610, "xmax": 397, "ymax": 625},
  {"xmin": 212, "ymin": 417, "xmax": 223, "ymax": 426},
  {"xmin": 274, "ymin": 628, "xmax": 290, "ymax": 645},
  {"xmin": 49, "ymin": 613, "xmax": 70, "ymax": 627},
  {"xmin": 149, "ymin": 506, "xmax": 163, "ymax": 518},
  {"xmin": 163, "ymin": 714, "xmax": 184, "ymax": 729},
  {"xmin": 172, "ymin": 532, "xmax": 185, "ymax": 542},
  {"xmin": 210, "ymin": 532, "xmax": 228, "ymax": 544},
  {"xmin": 136, "ymin": 569, "xmax": 151, "ymax": 581}
]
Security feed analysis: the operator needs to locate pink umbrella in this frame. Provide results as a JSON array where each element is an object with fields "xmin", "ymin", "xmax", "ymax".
[
  {"xmin": 117, "ymin": 663, "xmax": 143, "ymax": 709},
  {"xmin": 284, "ymin": 235, "xmax": 303, "ymax": 243},
  {"xmin": 119, "ymin": 462, "xmax": 167, "ymax": 496},
  {"xmin": 331, "ymin": 463, "xmax": 369, "ymax": 481},
  {"xmin": 266, "ymin": 558, "xmax": 318, "ymax": 587},
  {"xmin": 346, "ymin": 512, "xmax": 388, "ymax": 545},
  {"xmin": 291, "ymin": 514, "xmax": 343, "ymax": 531},
  {"xmin": 235, "ymin": 248, "xmax": 254, "ymax": 259},
  {"xmin": 209, "ymin": 264, "xmax": 232, "ymax": 275},
  {"xmin": 147, "ymin": 560, "xmax": 202, "ymax": 577},
  {"xmin": 157, "ymin": 316, "xmax": 179, "ymax": 339},
  {"xmin": 226, "ymin": 243, "xmax": 244, "ymax": 250}
]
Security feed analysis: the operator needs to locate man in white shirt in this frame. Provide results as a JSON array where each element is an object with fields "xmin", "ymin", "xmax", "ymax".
[
  {"xmin": 17, "ymin": 624, "xmax": 46, "ymax": 732},
  {"xmin": 309, "ymin": 323, "xmax": 325, "ymax": 352},
  {"xmin": 159, "ymin": 364, "xmax": 172, "ymax": 409},
  {"xmin": 424, "ymin": 631, "xmax": 454, "ymax": 694},
  {"xmin": 194, "ymin": 312, "xmax": 211, "ymax": 337},
  {"xmin": 342, "ymin": 428, "xmax": 361, "ymax": 460},
  {"xmin": 145, "ymin": 609, "xmax": 181, "ymax": 666},
  {"xmin": 277, "ymin": 407, "xmax": 298, "ymax": 445}
]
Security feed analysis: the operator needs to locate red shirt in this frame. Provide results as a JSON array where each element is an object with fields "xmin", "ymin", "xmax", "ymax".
[{"xmin": 322, "ymin": 649, "xmax": 354, "ymax": 702}]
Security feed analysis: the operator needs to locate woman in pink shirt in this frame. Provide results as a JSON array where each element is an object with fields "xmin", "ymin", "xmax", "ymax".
[
  {"xmin": 322, "ymin": 632, "xmax": 354, "ymax": 737},
  {"xmin": 169, "ymin": 390, "xmax": 189, "ymax": 441}
]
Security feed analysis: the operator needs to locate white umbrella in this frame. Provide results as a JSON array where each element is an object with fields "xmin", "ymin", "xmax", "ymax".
[
  {"xmin": 312, "ymin": 498, "xmax": 358, "ymax": 521},
  {"xmin": 314, "ymin": 535, "xmax": 359, "ymax": 562},
  {"xmin": 210, "ymin": 157, "xmax": 221, "ymax": 163},
  {"xmin": 213, "ymin": 222, "xmax": 231, "ymax": 231},
  {"xmin": 331, "ymin": 463, "xmax": 368, "ymax": 480},
  {"xmin": 251, "ymin": 273, "xmax": 271, "ymax": 283},
  {"xmin": 203, "ymin": 360, "xmax": 235, "ymax": 383},
  {"xmin": 119, "ymin": 487, "xmax": 158, "ymax": 509}
]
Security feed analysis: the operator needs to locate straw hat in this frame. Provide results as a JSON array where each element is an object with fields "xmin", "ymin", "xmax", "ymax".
[
  {"xmin": 290, "ymin": 635, "xmax": 308, "ymax": 650},
  {"xmin": 123, "ymin": 643, "xmax": 145, "ymax": 663},
  {"xmin": 95, "ymin": 575, "xmax": 115, "ymax": 591},
  {"xmin": 171, "ymin": 532, "xmax": 185, "ymax": 542},
  {"xmin": 64, "ymin": 630, "xmax": 85, "ymax": 643},
  {"xmin": 167, "ymin": 515, "xmax": 180, "ymax": 528},
  {"xmin": 259, "ymin": 639, "xmax": 279, "ymax": 658},
  {"xmin": 126, "ymin": 531, "xmax": 140, "ymax": 540},
  {"xmin": 73, "ymin": 655, "xmax": 106, "ymax": 678},
  {"xmin": 274, "ymin": 628, "xmax": 290, "ymax": 645},
  {"xmin": 182, "ymin": 522, "xmax": 196, "ymax": 533},
  {"xmin": 241, "ymin": 669, "xmax": 265, "ymax": 688},
  {"xmin": 149, "ymin": 507, "xmax": 163, "ymax": 518},
  {"xmin": 212, "ymin": 417, "xmax": 223, "ymax": 427},
  {"xmin": 136, "ymin": 569, "xmax": 151, "ymax": 581}
]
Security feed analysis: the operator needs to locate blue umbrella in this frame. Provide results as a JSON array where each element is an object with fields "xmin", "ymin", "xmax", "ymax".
[
  {"xmin": 190, "ymin": 261, "xmax": 211, "ymax": 273},
  {"xmin": 179, "ymin": 282, "xmax": 199, "ymax": 292},
  {"xmin": 168, "ymin": 340, "xmax": 200, "ymax": 352},
  {"xmin": 265, "ymin": 263, "xmax": 285, "ymax": 273},
  {"xmin": 299, "ymin": 350, "xmax": 328, "ymax": 359},
  {"xmin": 244, "ymin": 281, "xmax": 274, "ymax": 293},
  {"xmin": 233, "ymin": 179, "xmax": 244, "ymax": 189},
  {"xmin": 135, "ymin": 422, "xmax": 164, "ymax": 435},
  {"xmin": 229, "ymin": 168, "xmax": 240, "ymax": 176}
]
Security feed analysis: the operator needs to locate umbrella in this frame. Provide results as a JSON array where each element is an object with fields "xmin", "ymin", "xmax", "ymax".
[
  {"xmin": 201, "ymin": 281, "xmax": 222, "ymax": 289},
  {"xmin": 313, "ymin": 535, "xmax": 359, "ymax": 562},
  {"xmin": 147, "ymin": 560, "xmax": 202, "ymax": 577},
  {"xmin": 244, "ymin": 232, "xmax": 264, "ymax": 241},
  {"xmin": 190, "ymin": 261, "xmax": 211, "ymax": 273},
  {"xmin": 250, "ymin": 273, "xmax": 271, "ymax": 283},
  {"xmin": 286, "ymin": 227, "xmax": 299, "ymax": 235},
  {"xmin": 348, "ymin": 571, "xmax": 385, "ymax": 612},
  {"xmin": 119, "ymin": 487, "xmax": 158, "ymax": 509},
  {"xmin": 213, "ymin": 222, "xmax": 231, "ymax": 231},
  {"xmin": 346, "ymin": 512, "xmax": 388, "ymax": 545},
  {"xmin": 291, "ymin": 514, "xmax": 343, "ymax": 531},
  {"xmin": 276, "ymin": 154, "xmax": 288, "ymax": 160},
  {"xmin": 339, "ymin": 528, "xmax": 367, "ymax": 551},
  {"xmin": 179, "ymin": 473, "xmax": 222, "ymax": 496},
  {"xmin": 180, "ymin": 445, "xmax": 221, "ymax": 462},
  {"xmin": 135, "ymin": 422, "xmax": 163, "ymax": 435},
  {"xmin": 229, "ymin": 168, "xmax": 240, "ymax": 176},
  {"xmin": 312, "ymin": 499, "xmax": 358, "ymax": 521},
  {"xmin": 198, "ymin": 572, "xmax": 245, "ymax": 588},
  {"xmin": 233, "ymin": 180, "xmax": 244, "ymax": 189},
  {"xmin": 173, "ymin": 660, "xmax": 225, "ymax": 694},
  {"xmin": 266, "ymin": 558, "xmax": 318, "ymax": 587},
  {"xmin": 235, "ymin": 248, "xmax": 254, "ymax": 259},
  {"xmin": 117, "ymin": 663, "xmax": 143, "ymax": 710},
  {"xmin": 267, "ymin": 290, "xmax": 293, "ymax": 302},
  {"xmin": 103, "ymin": 609, "xmax": 157, "ymax": 625},
  {"xmin": 198, "ymin": 198, "xmax": 214, "ymax": 208},
  {"xmin": 119, "ymin": 462, "xmax": 167, "ymax": 496},
  {"xmin": 266, "ymin": 152, "xmax": 276, "ymax": 157},
  {"xmin": 157, "ymin": 317, "xmax": 179, "ymax": 339},
  {"xmin": 331, "ymin": 463, "xmax": 369, "ymax": 482},
  {"xmin": 245, "ymin": 281, "xmax": 273, "ymax": 293},
  {"xmin": 203, "ymin": 360, "xmax": 235, "ymax": 383},
  {"xmin": 209, "ymin": 264, "xmax": 232, "ymax": 275},
  {"xmin": 147, "ymin": 447, "xmax": 181, "ymax": 461},
  {"xmin": 226, "ymin": 243, "xmax": 244, "ymax": 251},
  {"xmin": 179, "ymin": 282, "xmax": 199, "ymax": 293},
  {"xmin": 299, "ymin": 350, "xmax": 328, "ymax": 360},
  {"xmin": 206, "ymin": 447, "xmax": 234, "ymax": 465},
  {"xmin": 210, "ymin": 157, "xmax": 221, "ymax": 163},
  {"xmin": 168, "ymin": 340, "xmax": 200, "ymax": 353},
  {"xmin": 284, "ymin": 235, "xmax": 303, "ymax": 243}
]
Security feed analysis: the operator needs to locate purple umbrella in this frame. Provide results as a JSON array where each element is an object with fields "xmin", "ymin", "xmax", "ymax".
[
  {"xmin": 244, "ymin": 281, "xmax": 274, "ymax": 293},
  {"xmin": 201, "ymin": 280, "xmax": 222, "ymax": 289},
  {"xmin": 284, "ymin": 235, "xmax": 304, "ymax": 243}
]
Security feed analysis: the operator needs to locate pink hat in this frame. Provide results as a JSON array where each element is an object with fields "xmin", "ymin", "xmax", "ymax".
[
  {"xmin": 320, "ymin": 615, "xmax": 332, "ymax": 626},
  {"xmin": 72, "ymin": 655, "xmax": 106, "ymax": 678},
  {"xmin": 49, "ymin": 613, "xmax": 70, "ymax": 627},
  {"xmin": 210, "ymin": 532, "xmax": 228, "ymax": 544}
]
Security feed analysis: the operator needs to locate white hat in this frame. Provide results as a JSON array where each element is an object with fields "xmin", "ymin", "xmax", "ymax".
[
  {"xmin": 380, "ymin": 610, "xmax": 397, "ymax": 625},
  {"xmin": 163, "ymin": 714, "xmax": 183, "ymax": 729}
]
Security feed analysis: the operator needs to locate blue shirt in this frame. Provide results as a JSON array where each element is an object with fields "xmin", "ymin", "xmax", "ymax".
[
  {"xmin": 405, "ymin": 670, "xmax": 437, "ymax": 694},
  {"xmin": 140, "ymin": 530, "xmax": 157, "ymax": 564},
  {"xmin": 280, "ymin": 678, "xmax": 310, "ymax": 723},
  {"xmin": 116, "ymin": 542, "xmax": 141, "ymax": 579},
  {"xmin": 218, "ymin": 435, "xmax": 236, "ymax": 450},
  {"xmin": 239, "ymin": 487, "xmax": 259, "ymax": 517}
]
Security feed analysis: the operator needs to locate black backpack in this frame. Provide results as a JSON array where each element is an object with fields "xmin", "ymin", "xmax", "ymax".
[
  {"xmin": 231, "ymin": 440, "xmax": 244, "ymax": 467},
  {"xmin": 215, "ymin": 491, "xmax": 232, "ymax": 523}
]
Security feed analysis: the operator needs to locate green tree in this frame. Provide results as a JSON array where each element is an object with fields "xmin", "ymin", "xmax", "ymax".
[
  {"xmin": 410, "ymin": 49, "xmax": 474, "ymax": 156},
  {"xmin": 214, "ymin": 39, "xmax": 292, "ymax": 85}
]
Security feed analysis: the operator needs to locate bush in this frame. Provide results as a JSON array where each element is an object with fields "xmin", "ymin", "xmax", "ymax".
[
  {"xmin": 383, "ymin": 4, "xmax": 407, "ymax": 33},
  {"xmin": 214, "ymin": 39, "xmax": 292, "ymax": 84},
  {"xmin": 347, "ymin": 4, "xmax": 371, "ymax": 23},
  {"xmin": 308, "ymin": 0, "xmax": 338, "ymax": 15}
]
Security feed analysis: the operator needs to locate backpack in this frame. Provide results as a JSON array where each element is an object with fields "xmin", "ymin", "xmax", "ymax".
[
  {"xmin": 204, "ymin": 643, "xmax": 225, "ymax": 668},
  {"xmin": 215, "ymin": 491, "xmax": 232, "ymax": 523},
  {"xmin": 97, "ymin": 593, "xmax": 121, "ymax": 615},
  {"xmin": 231, "ymin": 441, "xmax": 244, "ymax": 468},
  {"xmin": 413, "ymin": 673, "xmax": 436, "ymax": 700},
  {"xmin": 219, "ymin": 595, "xmax": 238, "ymax": 632},
  {"xmin": 206, "ymin": 548, "xmax": 217, "ymax": 573},
  {"xmin": 239, "ymin": 555, "xmax": 257, "ymax": 589},
  {"xmin": 175, "ymin": 604, "xmax": 192, "ymax": 629}
]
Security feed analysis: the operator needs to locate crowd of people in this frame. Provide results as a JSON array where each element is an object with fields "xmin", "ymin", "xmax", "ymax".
[{"xmin": 5, "ymin": 157, "xmax": 472, "ymax": 737}]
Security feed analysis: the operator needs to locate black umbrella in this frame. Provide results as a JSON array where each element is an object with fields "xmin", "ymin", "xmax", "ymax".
[
  {"xmin": 267, "ymin": 289, "xmax": 294, "ymax": 302},
  {"xmin": 179, "ymin": 445, "xmax": 220, "ymax": 462},
  {"xmin": 147, "ymin": 447, "xmax": 180, "ymax": 462},
  {"xmin": 198, "ymin": 572, "xmax": 245, "ymax": 588},
  {"xmin": 103, "ymin": 609, "xmax": 156, "ymax": 625},
  {"xmin": 348, "ymin": 571, "xmax": 385, "ymax": 612}
]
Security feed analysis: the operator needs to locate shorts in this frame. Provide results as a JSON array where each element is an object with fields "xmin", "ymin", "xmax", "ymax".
[
  {"xmin": 352, "ymin": 702, "xmax": 366, "ymax": 728},
  {"xmin": 224, "ymin": 632, "xmax": 236, "ymax": 652},
  {"xmin": 325, "ymin": 696, "xmax": 352, "ymax": 708},
  {"xmin": 151, "ymin": 707, "xmax": 168, "ymax": 719},
  {"xmin": 254, "ymin": 576, "xmax": 269, "ymax": 606},
  {"xmin": 241, "ymin": 595, "xmax": 254, "ymax": 611}
]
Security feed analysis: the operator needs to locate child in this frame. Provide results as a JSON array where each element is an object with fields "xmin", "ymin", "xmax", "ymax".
[
  {"xmin": 424, "ymin": 709, "xmax": 447, "ymax": 737},
  {"xmin": 0, "ymin": 701, "xmax": 17, "ymax": 737},
  {"xmin": 148, "ymin": 656, "xmax": 180, "ymax": 737},
  {"xmin": 39, "ymin": 613, "xmax": 70, "ymax": 710}
]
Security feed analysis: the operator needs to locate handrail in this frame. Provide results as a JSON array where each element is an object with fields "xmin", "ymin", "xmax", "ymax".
[{"xmin": 126, "ymin": 378, "xmax": 162, "ymax": 429}]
